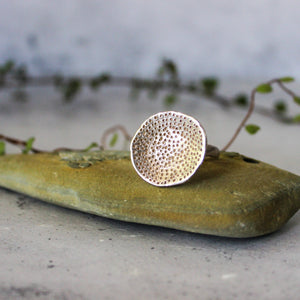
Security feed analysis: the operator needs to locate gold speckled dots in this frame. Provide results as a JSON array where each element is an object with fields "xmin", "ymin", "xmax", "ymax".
[{"xmin": 130, "ymin": 111, "xmax": 207, "ymax": 187}]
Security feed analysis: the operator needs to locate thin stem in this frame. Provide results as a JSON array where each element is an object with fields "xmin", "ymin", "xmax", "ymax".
[
  {"xmin": 0, "ymin": 134, "xmax": 45, "ymax": 153},
  {"xmin": 221, "ymin": 78, "xmax": 298, "ymax": 151},
  {"xmin": 221, "ymin": 88, "xmax": 256, "ymax": 151},
  {"xmin": 276, "ymin": 80, "xmax": 297, "ymax": 98},
  {"xmin": 1, "ymin": 75, "xmax": 298, "ymax": 124},
  {"xmin": 100, "ymin": 125, "xmax": 132, "ymax": 149},
  {"xmin": 0, "ymin": 124, "xmax": 131, "ymax": 154},
  {"xmin": 1, "ymin": 78, "xmax": 299, "ymax": 155},
  {"xmin": 2, "ymin": 75, "xmax": 230, "ymax": 107}
]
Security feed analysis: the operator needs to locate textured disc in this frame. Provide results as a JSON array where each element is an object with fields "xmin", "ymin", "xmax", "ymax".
[{"xmin": 130, "ymin": 111, "xmax": 207, "ymax": 187}]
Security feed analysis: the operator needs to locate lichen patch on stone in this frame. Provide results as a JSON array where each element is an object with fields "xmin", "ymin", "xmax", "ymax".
[{"xmin": 59, "ymin": 150, "xmax": 130, "ymax": 168}]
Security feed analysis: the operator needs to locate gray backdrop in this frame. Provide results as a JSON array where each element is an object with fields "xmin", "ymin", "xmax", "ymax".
[{"xmin": 1, "ymin": 0, "xmax": 299, "ymax": 78}]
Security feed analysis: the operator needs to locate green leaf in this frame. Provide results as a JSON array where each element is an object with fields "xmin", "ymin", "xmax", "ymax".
[
  {"xmin": 0, "ymin": 141, "xmax": 5, "ymax": 155},
  {"xmin": 274, "ymin": 101, "xmax": 287, "ymax": 113},
  {"xmin": 201, "ymin": 77, "xmax": 219, "ymax": 95},
  {"xmin": 293, "ymin": 96, "xmax": 300, "ymax": 105},
  {"xmin": 83, "ymin": 142, "xmax": 98, "ymax": 152},
  {"xmin": 163, "ymin": 59, "xmax": 177, "ymax": 77},
  {"xmin": 89, "ymin": 78, "xmax": 100, "ymax": 90},
  {"xmin": 245, "ymin": 124, "xmax": 260, "ymax": 135},
  {"xmin": 164, "ymin": 94, "xmax": 177, "ymax": 107},
  {"xmin": 234, "ymin": 94, "xmax": 248, "ymax": 106},
  {"xmin": 293, "ymin": 114, "xmax": 300, "ymax": 123},
  {"xmin": 0, "ymin": 60, "xmax": 15, "ymax": 75},
  {"xmin": 279, "ymin": 77, "xmax": 294, "ymax": 83},
  {"xmin": 89, "ymin": 73, "xmax": 111, "ymax": 90},
  {"xmin": 157, "ymin": 59, "xmax": 178, "ymax": 80},
  {"xmin": 109, "ymin": 133, "xmax": 118, "ymax": 147},
  {"xmin": 23, "ymin": 137, "xmax": 35, "ymax": 154},
  {"xmin": 256, "ymin": 83, "xmax": 272, "ymax": 93},
  {"xmin": 63, "ymin": 78, "xmax": 82, "ymax": 102},
  {"xmin": 13, "ymin": 65, "xmax": 28, "ymax": 85}
]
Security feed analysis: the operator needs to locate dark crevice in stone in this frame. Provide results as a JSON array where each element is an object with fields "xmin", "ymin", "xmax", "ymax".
[{"xmin": 242, "ymin": 156, "xmax": 260, "ymax": 164}]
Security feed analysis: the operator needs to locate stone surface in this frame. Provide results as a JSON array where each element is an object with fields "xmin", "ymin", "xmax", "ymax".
[{"xmin": 0, "ymin": 150, "xmax": 299, "ymax": 238}]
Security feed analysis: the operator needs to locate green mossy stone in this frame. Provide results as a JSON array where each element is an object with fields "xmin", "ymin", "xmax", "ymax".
[{"xmin": 0, "ymin": 151, "xmax": 299, "ymax": 238}]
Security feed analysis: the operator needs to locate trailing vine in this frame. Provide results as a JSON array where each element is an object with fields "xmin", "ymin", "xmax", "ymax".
[
  {"xmin": 1, "ymin": 59, "xmax": 300, "ymax": 124},
  {"xmin": 0, "ymin": 75, "xmax": 299, "ymax": 155}
]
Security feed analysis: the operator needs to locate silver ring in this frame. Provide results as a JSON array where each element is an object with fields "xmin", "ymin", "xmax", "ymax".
[{"xmin": 130, "ymin": 111, "xmax": 219, "ymax": 187}]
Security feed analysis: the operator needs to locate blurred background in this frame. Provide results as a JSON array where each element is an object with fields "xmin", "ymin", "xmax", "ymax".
[
  {"xmin": 0, "ymin": 0, "xmax": 299, "ymax": 174},
  {"xmin": 1, "ymin": 0, "xmax": 300, "ymax": 78}
]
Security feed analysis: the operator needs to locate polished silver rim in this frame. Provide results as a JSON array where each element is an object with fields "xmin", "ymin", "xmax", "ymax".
[{"xmin": 130, "ymin": 111, "xmax": 207, "ymax": 187}]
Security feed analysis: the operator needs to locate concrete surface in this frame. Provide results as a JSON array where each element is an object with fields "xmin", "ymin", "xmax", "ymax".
[{"xmin": 0, "ymin": 83, "xmax": 299, "ymax": 299}]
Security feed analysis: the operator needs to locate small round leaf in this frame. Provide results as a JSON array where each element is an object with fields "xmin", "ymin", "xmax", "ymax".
[
  {"xmin": 274, "ymin": 101, "xmax": 287, "ymax": 113},
  {"xmin": 245, "ymin": 124, "xmax": 260, "ymax": 135},
  {"xmin": 293, "ymin": 114, "xmax": 300, "ymax": 123},
  {"xmin": 23, "ymin": 137, "xmax": 35, "ymax": 154},
  {"xmin": 0, "ymin": 141, "xmax": 5, "ymax": 155},
  {"xmin": 84, "ymin": 142, "xmax": 99, "ymax": 152},
  {"xmin": 164, "ymin": 94, "xmax": 177, "ymax": 107},
  {"xmin": 109, "ymin": 133, "xmax": 119, "ymax": 147},
  {"xmin": 279, "ymin": 77, "xmax": 295, "ymax": 83},
  {"xmin": 234, "ymin": 94, "xmax": 248, "ymax": 106},
  {"xmin": 201, "ymin": 77, "xmax": 219, "ymax": 95},
  {"xmin": 256, "ymin": 84, "xmax": 272, "ymax": 93},
  {"xmin": 293, "ymin": 96, "xmax": 300, "ymax": 105}
]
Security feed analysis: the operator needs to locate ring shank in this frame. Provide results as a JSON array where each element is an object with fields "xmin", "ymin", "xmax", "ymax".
[{"xmin": 205, "ymin": 145, "xmax": 220, "ymax": 158}]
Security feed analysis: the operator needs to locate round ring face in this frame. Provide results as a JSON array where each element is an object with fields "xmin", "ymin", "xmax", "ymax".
[{"xmin": 130, "ymin": 111, "xmax": 207, "ymax": 187}]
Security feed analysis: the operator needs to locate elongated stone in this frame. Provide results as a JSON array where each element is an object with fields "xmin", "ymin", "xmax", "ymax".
[{"xmin": 0, "ymin": 151, "xmax": 299, "ymax": 238}]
